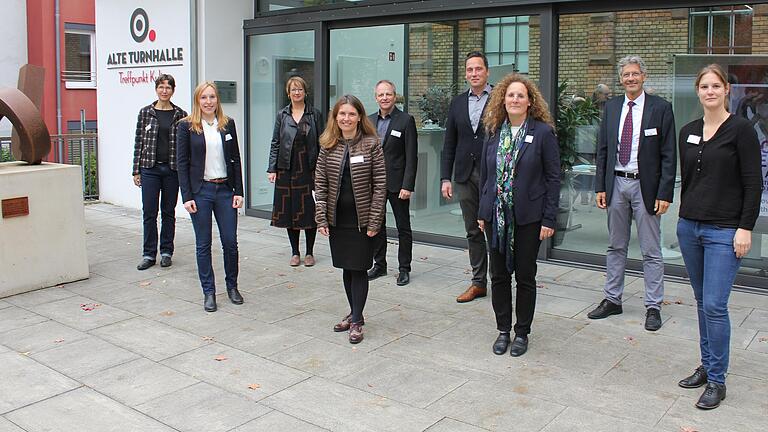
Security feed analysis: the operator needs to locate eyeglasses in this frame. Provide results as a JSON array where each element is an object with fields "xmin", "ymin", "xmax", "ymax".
[
  {"xmin": 621, "ymin": 71, "xmax": 643, "ymax": 79},
  {"xmin": 290, "ymin": 88, "xmax": 305, "ymax": 93}
]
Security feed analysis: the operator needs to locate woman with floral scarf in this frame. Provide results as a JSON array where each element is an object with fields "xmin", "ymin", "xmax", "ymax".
[{"xmin": 477, "ymin": 73, "xmax": 561, "ymax": 357}]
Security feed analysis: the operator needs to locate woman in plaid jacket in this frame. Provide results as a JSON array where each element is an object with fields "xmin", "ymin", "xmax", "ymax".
[{"xmin": 132, "ymin": 74, "xmax": 187, "ymax": 271}]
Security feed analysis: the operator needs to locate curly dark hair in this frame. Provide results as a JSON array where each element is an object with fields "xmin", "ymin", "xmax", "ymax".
[{"xmin": 483, "ymin": 73, "xmax": 554, "ymax": 134}]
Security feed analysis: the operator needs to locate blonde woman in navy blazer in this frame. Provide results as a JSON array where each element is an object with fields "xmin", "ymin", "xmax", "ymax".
[
  {"xmin": 177, "ymin": 81, "xmax": 244, "ymax": 312},
  {"xmin": 477, "ymin": 73, "xmax": 560, "ymax": 357}
]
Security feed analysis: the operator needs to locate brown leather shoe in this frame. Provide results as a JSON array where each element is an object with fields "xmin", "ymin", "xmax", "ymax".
[
  {"xmin": 456, "ymin": 284, "xmax": 487, "ymax": 303},
  {"xmin": 304, "ymin": 255, "xmax": 315, "ymax": 267},
  {"xmin": 289, "ymin": 255, "xmax": 301, "ymax": 266},
  {"xmin": 349, "ymin": 322, "xmax": 364, "ymax": 344},
  {"xmin": 333, "ymin": 314, "xmax": 365, "ymax": 332}
]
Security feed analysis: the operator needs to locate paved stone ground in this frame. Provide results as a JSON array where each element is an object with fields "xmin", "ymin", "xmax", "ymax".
[{"xmin": 1, "ymin": 203, "xmax": 767, "ymax": 432}]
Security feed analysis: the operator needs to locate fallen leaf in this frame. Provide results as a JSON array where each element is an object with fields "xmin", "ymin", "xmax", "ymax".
[
  {"xmin": 419, "ymin": 256, "xmax": 429, "ymax": 261},
  {"xmin": 674, "ymin": 300, "xmax": 683, "ymax": 305},
  {"xmin": 277, "ymin": 273, "xmax": 286, "ymax": 277},
  {"xmin": 758, "ymin": 337, "xmax": 767, "ymax": 343},
  {"xmin": 247, "ymin": 383, "xmax": 261, "ymax": 390},
  {"xmin": 286, "ymin": 283, "xmax": 296, "ymax": 289},
  {"xmin": 536, "ymin": 284, "xmax": 545, "ymax": 289},
  {"xmin": 623, "ymin": 336, "xmax": 637, "ymax": 345},
  {"xmin": 367, "ymin": 383, "xmax": 374, "ymax": 388},
  {"xmin": 662, "ymin": 300, "xmax": 671, "ymax": 305},
  {"xmin": 202, "ymin": 336, "xmax": 215, "ymax": 341},
  {"xmin": 214, "ymin": 355, "xmax": 228, "ymax": 362},
  {"xmin": 680, "ymin": 427, "xmax": 699, "ymax": 432},
  {"xmin": 80, "ymin": 303, "xmax": 101, "ymax": 312},
  {"xmin": 20, "ymin": 351, "xmax": 31, "ymax": 356},
  {"xmin": 53, "ymin": 338, "xmax": 65, "ymax": 343},
  {"xmin": 139, "ymin": 281, "xmax": 152, "ymax": 287},
  {"xmin": 159, "ymin": 310, "xmax": 175, "ymax": 317}
]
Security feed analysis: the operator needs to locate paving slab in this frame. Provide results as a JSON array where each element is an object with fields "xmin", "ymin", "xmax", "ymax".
[
  {"xmin": 656, "ymin": 395, "xmax": 765, "ymax": 432},
  {"xmin": 232, "ymin": 410, "xmax": 328, "ymax": 432},
  {"xmin": 540, "ymin": 406, "xmax": 655, "ymax": 432},
  {"xmin": 154, "ymin": 307, "xmax": 256, "ymax": 336},
  {"xmin": 303, "ymin": 293, "xmax": 396, "ymax": 320},
  {"xmin": 268, "ymin": 338, "xmax": 387, "ymax": 381},
  {"xmin": 535, "ymin": 293, "xmax": 594, "ymax": 318},
  {"xmin": 209, "ymin": 317, "xmax": 312, "ymax": 357},
  {"xmin": 90, "ymin": 316, "xmax": 209, "ymax": 361},
  {"xmin": 0, "ymin": 320, "xmax": 89, "ymax": 354},
  {"xmin": 0, "ymin": 307, "xmax": 48, "ymax": 333},
  {"xmin": 226, "ymin": 296, "xmax": 313, "ymax": 323},
  {"xmin": 427, "ymin": 379, "xmax": 565, "ymax": 431},
  {"xmin": 136, "ymin": 382, "xmax": 270, "ymax": 432},
  {"xmin": 30, "ymin": 336, "xmax": 140, "ymax": 379},
  {"xmin": 0, "ymin": 352, "xmax": 80, "ymax": 414},
  {"xmin": 4, "ymin": 286, "xmax": 77, "ymax": 308},
  {"xmin": 339, "ymin": 357, "xmax": 467, "ymax": 408},
  {"xmin": 728, "ymin": 345, "xmax": 768, "ymax": 381},
  {"xmin": 32, "ymin": 295, "xmax": 135, "ymax": 331},
  {"xmin": 424, "ymin": 418, "xmax": 490, "ymax": 432},
  {"xmin": 81, "ymin": 357, "xmax": 199, "ymax": 407},
  {"xmin": 262, "ymin": 377, "xmax": 442, "ymax": 432},
  {"xmin": 741, "ymin": 308, "xmax": 768, "ymax": 331},
  {"xmin": 371, "ymin": 305, "xmax": 459, "ymax": 337},
  {"xmin": 657, "ymin": 315, "xmax": 758, "ymax": 349},
  {"xmin": 110, "ymin": 290, "xmax": 200, "ymax": 318},
  {"xmin": 7, "ymin": 387, "xmax": 175, "ymax": 432},
  {"xmin": 161, "ymin": 343, "xmax": 309, "ymax": 401},
  {"xmin": 746, "ymin": 331, "xmax": 768, "ymax": 353},
  {"xmin": 0, "ymin": 300, "xmax": 11, "ymax": 310},
  {"xmin": 0, "ymin": 418, "xmax": 25, "ymax": 432}
]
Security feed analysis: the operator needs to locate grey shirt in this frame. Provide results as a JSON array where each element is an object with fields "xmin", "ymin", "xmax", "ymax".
[
  {"xmin": 468, "ymin": 83, "xmax": 492, "ymax": 133},
  {"xmin": 376, "ymin": 112, "xmax": 392, "ymax": 142}
]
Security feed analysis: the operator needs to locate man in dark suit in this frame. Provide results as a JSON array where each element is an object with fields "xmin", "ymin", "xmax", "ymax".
[
  {"xmin": 367, "ymin": 80, "xmax": 418, "ymax": 286},
  {"xmin": 590, "ymin": 55, "xmax": 676, "ymax": 331},
  {"xmin": 441, "ymin": 51, "xmax": 492, "ymax": 303}
]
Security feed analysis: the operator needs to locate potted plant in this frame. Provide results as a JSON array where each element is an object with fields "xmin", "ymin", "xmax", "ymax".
[
  {"xmin": 418, "ymin": 84, "xmax": 456, "ymax": 128},
  {"xmin": 553, "ymin": 81, "xmax": 601, "ymax": 246}
]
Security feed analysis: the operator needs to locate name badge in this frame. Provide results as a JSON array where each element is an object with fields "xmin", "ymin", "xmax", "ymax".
[
  {"xmin": 687, "ymin": 134, "xmax": 701, "ymax": 145},
  {"xmin": 225, "ymin": 134, "xmax": 233, "ymax": 141},
  {"xmin": 390, "ymin": 130, "xmax": 402, "ymax": 138},
  {"xmin": 524, "ymin": 135, "xmax": 534, "ymax": 143},
  {"xmin": 145, "ymin": 124, "xmax": 151, "ymax": 131},
  {"xmin": 644, "ymin": 128, "xmax": 658, "ymax": 137},
  {"xmin": 350, "ymin": 155, "xmax": 365, "ymax": 164}
]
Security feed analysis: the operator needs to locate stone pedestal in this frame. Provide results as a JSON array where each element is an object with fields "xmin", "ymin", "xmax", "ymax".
[{"xmin": 0, "ymin": 162, "xmax": 88, "ymax": 298}]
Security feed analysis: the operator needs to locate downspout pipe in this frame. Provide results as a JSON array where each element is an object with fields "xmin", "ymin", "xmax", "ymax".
[{"xmin": 55, "ymin": 0, "xmax": 63, "ymax": 160}]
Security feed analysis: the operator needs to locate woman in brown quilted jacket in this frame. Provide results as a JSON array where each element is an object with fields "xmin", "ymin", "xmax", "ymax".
[{"xmin": 315, "ymin": 95, "xmax": 387, "ymax": 344}]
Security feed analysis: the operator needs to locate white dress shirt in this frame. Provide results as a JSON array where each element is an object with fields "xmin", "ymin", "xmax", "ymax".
[
  {"xmin": 202, "ymin": 120, "xmax": 228, "ymax": 180},
  {"xmin": 614, "ymin": 91, "xmax": 645, "ymax": 173}
]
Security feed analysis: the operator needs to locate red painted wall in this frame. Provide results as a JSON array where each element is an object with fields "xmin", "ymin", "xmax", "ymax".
[{"xmin": 26, "ymin": 0, "xmax": 96, "ymax": 161}]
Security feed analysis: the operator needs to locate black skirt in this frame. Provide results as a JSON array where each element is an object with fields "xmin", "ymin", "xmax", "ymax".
[
  {"xmin": 329, "ymin": 159, "xmax": 373, "ymax": 270},
  {"xmin": 271, "ymin": 131, "xmax": 316, "ymax": 229}
]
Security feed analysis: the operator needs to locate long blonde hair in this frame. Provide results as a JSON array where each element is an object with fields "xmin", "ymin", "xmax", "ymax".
[
  {"xmin": 319, "ymin": 95, "xmax": 377, "ymax": 149},
  {"xmin": 483, "ymin": 73, "xmax": 554, "ymax": 134},
  {"xmin": 185, "ymin": 81, "xmax": 229, "ymax": 133}
]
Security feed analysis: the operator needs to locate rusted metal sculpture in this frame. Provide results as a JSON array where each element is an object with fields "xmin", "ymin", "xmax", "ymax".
[
  {"xmin": 11, "ymin": 64, "xmax": 46, "ymax": 161},
  {"xmin": 0, "ymin": 86, "xmax": 50, "ymax": 165}
]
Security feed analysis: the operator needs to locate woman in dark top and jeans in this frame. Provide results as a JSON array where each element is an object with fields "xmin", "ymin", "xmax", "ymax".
[
  {"xmin": 267, "ymin": 76, "xmax": 322, "ymax": 267},
  {"xmin": 132, "ymin": 74, "xmax": 187, "ymax": 271},
  {"xmin": 676, "ymin": 64, "xmax": 761, "ymax": 410}
]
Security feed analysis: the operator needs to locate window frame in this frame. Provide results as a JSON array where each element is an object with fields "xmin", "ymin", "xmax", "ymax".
[
  {"xmin": 63, "ymin": 27, "xmax": 96, "ymax": 89},
  {"xmin": 688, "ymin": 5, "xmax": 753, "ymax": 54}
]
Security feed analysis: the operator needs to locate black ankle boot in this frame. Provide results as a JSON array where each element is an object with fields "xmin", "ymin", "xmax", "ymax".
[{"xmin": 203, "ymin": 293, "xmax": 217, "ymax": 312}]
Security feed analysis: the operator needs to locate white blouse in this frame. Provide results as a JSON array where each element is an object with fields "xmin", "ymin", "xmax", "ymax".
[{"xmin": 202, "ymin": 120, "xmax": 228, "ymax": 180}]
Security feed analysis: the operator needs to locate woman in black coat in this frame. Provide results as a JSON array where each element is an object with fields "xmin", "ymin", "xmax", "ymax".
[
  {"xmin": 477, "ymin": 73, "xmax": 561, "ymax": 357},
  {"xmin": 267, "ymin": 76, "xmax": 323, "ymax": 267}
]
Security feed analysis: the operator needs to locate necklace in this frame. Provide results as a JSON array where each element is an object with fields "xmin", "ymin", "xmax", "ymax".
[{"xmin": 204, "ymin": 118, "xmax": 215, "ymax": 127}]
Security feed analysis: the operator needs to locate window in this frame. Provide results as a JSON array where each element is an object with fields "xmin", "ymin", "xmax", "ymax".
[
  {"xmin": 690, "ymin": 5, "xmax": 753, "ymax": 54},
  {"xmin": 64, "ymin": 24, "xmax": 96, "ymax": 88},
  {"xmin": 484, "ymin": 16, "xmax": 529, "ymax": 77}
]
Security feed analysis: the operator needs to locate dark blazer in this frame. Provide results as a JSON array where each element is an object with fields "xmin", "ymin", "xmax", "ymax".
[
  {"xmin": 595, "ymin": 93, "xmax": 676, "ymax": 214},
  {"xmin": 176, "ymin": 118, "xmax": 244, "ymax": 203},
  {"xmin": 478, "ymin": 119, "xmax": 561, "ymax": 228},
  {"xmin": 368, "ymin": 107, "xmax": 418, "ymax": 192},
  {"xmin": 267, "ymin": 104, "xmax": 323, "ymax": 173},
  {"xmin": 441, "ymin": 90, "xmax": 490, "ymax": 183}
]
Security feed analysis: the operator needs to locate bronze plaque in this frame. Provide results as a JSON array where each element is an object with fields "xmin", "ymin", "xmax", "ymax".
[{"xmin": 2, "ymin": 197, "xmax": 29, "ymax": 218}]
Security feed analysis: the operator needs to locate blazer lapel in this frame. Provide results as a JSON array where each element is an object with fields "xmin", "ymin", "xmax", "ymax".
[
  {"xmin": 382, "ymin": 109, "xmax": 401, "ymax": 148},
  {"xmin": 639, "ymin": 95, "xmax": 654, "ymax": 148},
  {"xmin": 515, "ymin": 120, "xmax": 535, "ymax": 163}
]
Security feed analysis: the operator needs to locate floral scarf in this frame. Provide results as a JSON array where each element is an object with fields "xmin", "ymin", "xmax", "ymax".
[{"xmin": 494, "ymin": 118, "xmax": 528, "ymax": 272}]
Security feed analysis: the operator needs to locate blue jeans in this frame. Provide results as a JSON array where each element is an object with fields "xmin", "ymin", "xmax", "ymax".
[
  {"xmin": 190, "ymin": 182, "xmax": 239, "ymax": 295},
  {"xmin": 140, "ymin": 164, "xmax": 179, "ymax": 259},
  {"xmin": 676, "ymin": 218, "xmax": 742, "ymax": 384}
]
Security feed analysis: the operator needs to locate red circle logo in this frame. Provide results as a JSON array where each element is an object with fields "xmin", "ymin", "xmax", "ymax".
[{"xmin": 149, "ymin": 29, "xmax": 156, "ymax": 42}]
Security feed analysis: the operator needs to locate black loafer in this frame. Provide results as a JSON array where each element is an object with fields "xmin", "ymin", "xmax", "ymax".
[
  {"xmin": 396, "ymin": 271, "xmax": 410, "ymax": 286},
  {"xmin": 137, "ymin": 258, "xmax": 155, "ymax": 271},
  {"xmin": 587, "ymin": 299, "xmax": 623, "ymax": 319},
  {"xmin": 509, "ymin": 335, "xmax": 529, "ymax": 357},
  {"xmin": 203, "ymin": 293, "xmax": 217, "ymax": 312},
  {"xmin": 696, "ymin": 382, "xmax": 726, "ymax": 410},
  {"xmin": 160, "ymin": 256, "xmax": 172, "ymax": 267},
  {"xmin": 367, "ymin": 266, "xmax": 387, "ymax": 280},
  {"xmin": 679, "ymin": 365, "xmax": 708, "ymax": 389},
  {"xmin": 227, "ymin": 287, "xmax": 244, "ymax": 305},
  {"xmin": 492, "ymin": 333, "xmax": 511, "ymax": 355},
  {"xmin": 645, "ymin": 308, "xmax": 663, "ymax": 331}
]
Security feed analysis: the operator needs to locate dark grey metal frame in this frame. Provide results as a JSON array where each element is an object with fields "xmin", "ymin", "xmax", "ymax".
[{"xmin": 243, "ymin": 0, "xmax": 768, "ymax": 288}]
